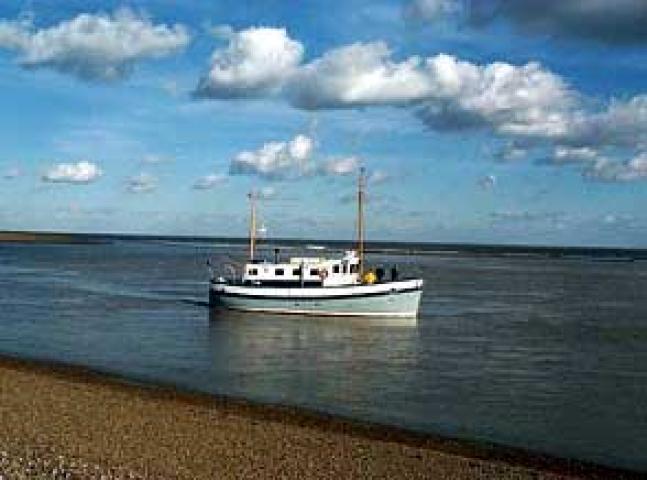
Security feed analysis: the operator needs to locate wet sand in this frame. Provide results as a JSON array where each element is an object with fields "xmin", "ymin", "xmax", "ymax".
[{"xmin": 0, "ymin": 356, "xmax": 639, "ymax": 479}]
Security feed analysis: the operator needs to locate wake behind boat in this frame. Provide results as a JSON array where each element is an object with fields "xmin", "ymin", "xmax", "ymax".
[{"xmin": 208, "ymin": 170, "xmax": 424, "ymax": 318}]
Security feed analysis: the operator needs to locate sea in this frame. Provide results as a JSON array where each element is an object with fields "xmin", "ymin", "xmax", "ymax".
[{"xmin": 1, "ymin": 237, "xmax": 646, "ymax": 472}]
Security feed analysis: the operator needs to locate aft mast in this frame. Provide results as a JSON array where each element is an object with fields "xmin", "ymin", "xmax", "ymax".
[
  {"xmin": 357, "ymin": 167, "xmax": 365, "ymax": 277},
  {"xmin": 248, "ymin": 191, "xmax": 257, "ymax": 261}
]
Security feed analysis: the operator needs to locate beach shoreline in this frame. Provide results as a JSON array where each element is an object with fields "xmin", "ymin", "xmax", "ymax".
[{"xmin": 0, "ymin": 354, "xmax": 640, "ymax": 479}]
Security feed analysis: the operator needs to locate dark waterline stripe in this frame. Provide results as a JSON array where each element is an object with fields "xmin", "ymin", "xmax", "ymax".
[{"xmin": 210, "ymin": 286, "xmax": 422, "ymax": 301}]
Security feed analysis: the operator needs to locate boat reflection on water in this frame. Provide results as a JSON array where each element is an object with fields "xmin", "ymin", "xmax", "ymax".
[
  {"xmin": 204, "ymin": 306, "xmax": 421, "ymax": 415},
  {"xmin": 208, "ymin": 307, "xmax": 419, "ymax": 328}
]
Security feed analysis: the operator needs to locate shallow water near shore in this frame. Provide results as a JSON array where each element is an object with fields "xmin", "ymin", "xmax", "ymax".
[{"xmin": 1, "ymin": 240, "xmax": 646, "ymax": 472}]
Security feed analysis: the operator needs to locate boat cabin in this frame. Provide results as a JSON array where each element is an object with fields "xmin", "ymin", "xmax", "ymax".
[{"xmin": 242, "ymin": 250, "xmax": 361, "ymax": 287}]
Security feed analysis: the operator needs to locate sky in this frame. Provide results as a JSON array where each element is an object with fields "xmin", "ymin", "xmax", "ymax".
[{"xmin": 0, "ymin": 0, "xmax": 646, "ymax": 246}]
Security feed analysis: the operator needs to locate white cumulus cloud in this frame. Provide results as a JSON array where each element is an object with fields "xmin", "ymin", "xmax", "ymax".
[
  {"xmin": 195, "ymin": 36, "xmax": 574, "ymax": 141},
  {"xmin": 416, "ymin": 55, "xmax": 574, "ymax": 138},
  {"xmin": 287, "ymin": 42, "xmax": 435, "ymax": 109},
  {"xmin": 564, "ymin": 95, "xmax": 647, "ymax": 149},
  {"xmin": 229, "ymin": 134, "xmax": 314, "ymax": 179},
  {"xmin": 0, "ymin": 9, "xmax": 189, "ymax": 81},
  {"xmin": 284, "ymin": 44, "xmax": 574, "ymax": 140},
  {"xmin": 286, "ymin": 42, "xmax": 644, "ymax": 180},
  {"xmin": 228, "ymin": 135, "xmax": 374, "ymax": 181},
  {"xmin": 533, "ymin": 96, "xmax": 647, "ymax": 176},
  {"xmin": 195, "ymin": 26, "xmax": 303, "ymax": 98},
  {"xmin": 42, "ymin": 161, "xmax": 102, "ymax": 184}
]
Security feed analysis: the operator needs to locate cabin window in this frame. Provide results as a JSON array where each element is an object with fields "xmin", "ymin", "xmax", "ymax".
[
  {"xmin": 292, "ymin": 268, "xmax": 301, "ymax": 276},
  {"xmin": 332, "ymin": 264, "xmax": 340, "ymax": 274},
  {"xmin": 350, "ymin": 264, "xmax": 359, "ymax": 274},
  {"xmin": 248, "ymin": 268, "xmax": 258, "ymax": 276},
  {"xmin": 275, "ymin": 268, "xmax": 284, "ymax": 276},
  {"xmin": 343, "ymin": 264, "xmax": 348, "ymax": 274},
  {"xmin": 310, "ymin": 268, "xmax": 319, "ymax": 276}
]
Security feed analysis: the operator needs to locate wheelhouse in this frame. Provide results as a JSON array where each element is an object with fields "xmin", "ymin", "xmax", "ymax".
[{"xmin": 242, "ymin": 250, "xmax": 361, "ymax": 288}]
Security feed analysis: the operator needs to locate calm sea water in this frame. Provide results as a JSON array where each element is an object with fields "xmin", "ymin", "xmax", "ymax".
[{"xmin": 1, "ymin": 240, "xmax": 646, "ymax": 471}]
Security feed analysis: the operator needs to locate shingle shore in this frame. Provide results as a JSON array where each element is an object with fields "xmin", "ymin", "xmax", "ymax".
[{"xmin": 0, "ymin": 356, "xmax": 639, "ymax": 479}]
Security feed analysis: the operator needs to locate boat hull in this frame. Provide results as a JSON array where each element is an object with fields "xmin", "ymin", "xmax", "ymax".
[{"xmin": 209, "ymin": 279, "xmax": 423, "ymax": 318}]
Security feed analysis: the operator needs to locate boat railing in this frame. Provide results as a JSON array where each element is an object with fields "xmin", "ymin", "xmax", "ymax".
[
  {"xmin": 207, "ymin": 259, "xmax": 239, "ymax": 284},
  {"xmin": 223, "ymin": 263, "xmax": 238, "ymax": 283}
]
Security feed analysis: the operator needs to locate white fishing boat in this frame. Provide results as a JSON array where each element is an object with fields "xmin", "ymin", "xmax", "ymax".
[{"xmin": 208, "ymin": 170, "xmax": 423, "ymax": 317}]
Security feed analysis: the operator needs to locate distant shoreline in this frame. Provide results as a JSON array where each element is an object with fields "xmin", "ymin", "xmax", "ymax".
[
  {"xmin": 0, "ymin": 231, "xmax": 104, "ymax": 244},
  {"xmin": 0, "ymin": 353, "xmax": 641, "ymax": 479},
  {"xmin": 1, "ymin": 230, "xmax": 646, "ymax": 260}
]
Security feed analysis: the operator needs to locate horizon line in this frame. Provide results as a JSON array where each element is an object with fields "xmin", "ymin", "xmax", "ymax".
[{"xmin": 1, "ymin": 229, "xmax": 646, "ymax": 253}]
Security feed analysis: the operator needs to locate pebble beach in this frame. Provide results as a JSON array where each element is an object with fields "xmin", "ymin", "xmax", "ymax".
[{"xmin": 0, "ymin": 356, "xmax": 640, "ymax": 479}]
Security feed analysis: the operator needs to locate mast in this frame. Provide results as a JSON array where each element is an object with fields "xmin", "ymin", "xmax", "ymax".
[
  {"xmin": 357, "ymin": 167, "xmax": 365, "ymax": 277},
  {"xmin": 248, "ymin": 191, "xmax": 257, "ymax": 261}
]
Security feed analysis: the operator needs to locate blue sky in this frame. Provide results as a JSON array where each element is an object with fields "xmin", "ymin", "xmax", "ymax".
[{"xmin": 0, "ymin": 0, "xmax": 646, "ymax": 246}]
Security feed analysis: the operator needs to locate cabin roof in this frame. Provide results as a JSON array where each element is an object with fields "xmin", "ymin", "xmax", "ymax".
[{"xmin": 288, "ymin": 257, "xmax": 326, "ymax": 264}]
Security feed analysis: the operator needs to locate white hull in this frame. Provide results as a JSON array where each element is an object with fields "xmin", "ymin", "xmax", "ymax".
[{"xmin": 209, "ymin": 279, "xmax": 423, "ymax": 318}]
